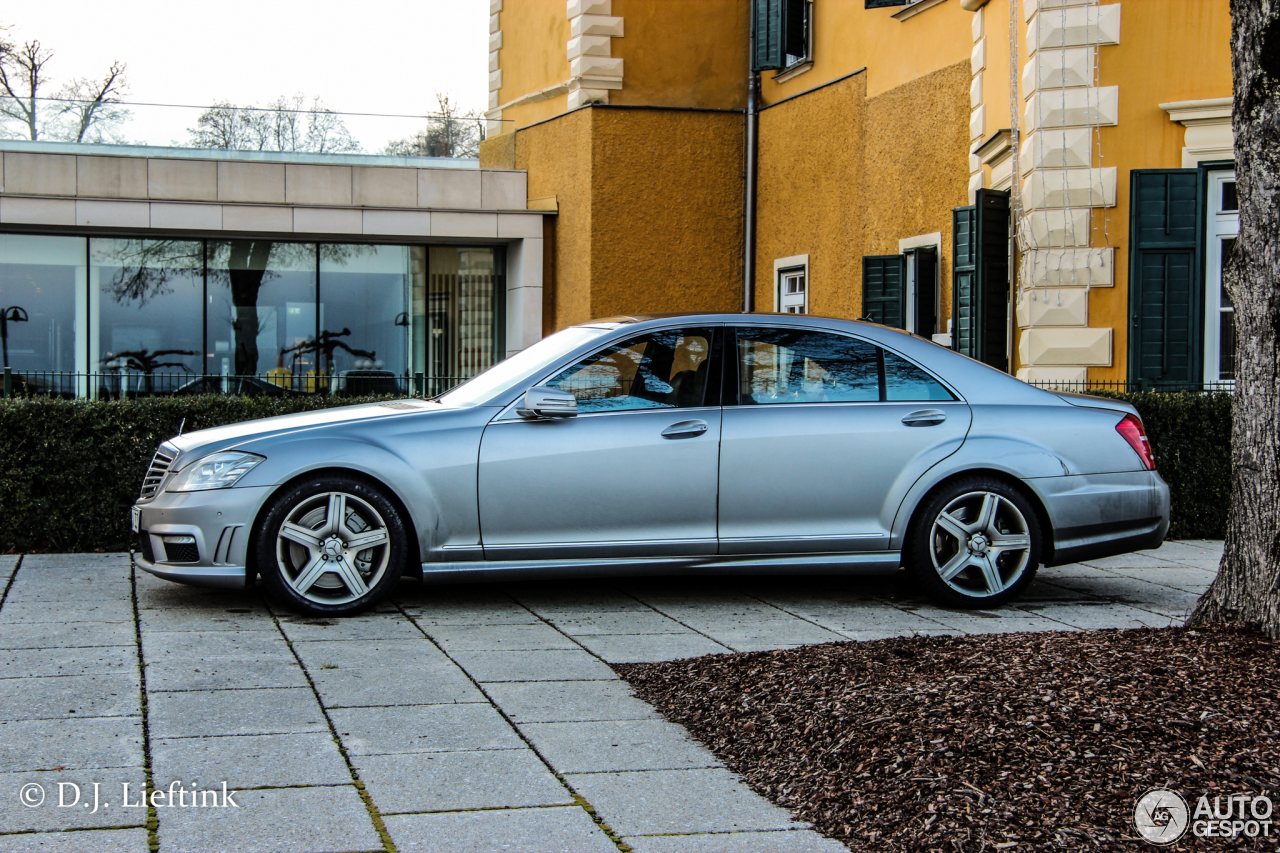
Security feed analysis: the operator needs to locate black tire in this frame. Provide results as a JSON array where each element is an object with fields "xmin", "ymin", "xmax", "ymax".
[
  {"xmin": 255, "ymin": 475, "xmax": 407, "ymax": 616},
  {"xmin": 905, "ymin": 476, "xmax": 1042, "ymax": 609}
]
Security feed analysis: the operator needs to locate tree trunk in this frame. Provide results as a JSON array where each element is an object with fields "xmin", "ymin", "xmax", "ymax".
[
  {"xmin": 1188, "ymin": 0, "xmax": 1280, "ymax": 636},
  {"xmin": 227, "ymin": 240, "xmax": 274, "ymax": 376}
]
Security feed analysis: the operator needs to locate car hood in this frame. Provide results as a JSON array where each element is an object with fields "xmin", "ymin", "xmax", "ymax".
[{"xmin": 167, "ymin": 399, "xmax": 448, "ymax": 464}]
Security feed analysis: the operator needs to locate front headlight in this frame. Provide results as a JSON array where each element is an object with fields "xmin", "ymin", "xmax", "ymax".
[{"xmin": 166, "ymin": 451, "xmax": 264, "ymax": 492}]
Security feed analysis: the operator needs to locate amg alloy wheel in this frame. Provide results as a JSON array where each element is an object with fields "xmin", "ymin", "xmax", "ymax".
[
  {"xmin": 257, "ymin": 476, "xmax": 407, "ymax": 615},
  {"xmin": 908, "ymin": 478, "xmax": 1041, "ymax": 609}
]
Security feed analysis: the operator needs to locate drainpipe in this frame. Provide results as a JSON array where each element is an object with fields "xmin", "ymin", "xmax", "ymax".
[{"xmin": 744, "ymin": 69, "xmax": 758, "ymax": 314}]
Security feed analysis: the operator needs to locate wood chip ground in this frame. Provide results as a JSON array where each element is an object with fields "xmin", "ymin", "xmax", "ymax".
[{"xmin": 616, "ymin": 627, "xmax": 1279, "ymax": 851}]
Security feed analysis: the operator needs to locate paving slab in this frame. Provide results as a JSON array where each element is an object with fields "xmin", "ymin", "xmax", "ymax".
[
  {"xmin": 0, "ymin": 621, "xmax": 136, "ymax": 650},
  {"xmin": 574, "ymin": 632, "xmax": 734, "ymax": 663},
  {"xmin": 0, "ymin": 717, "xmax": 144, "ymax": 772},
  {"xmin": 277, "ymin": 614, "xmax": 424, "ymax": 642},
  {"xmin": 626, "ymin": 829, "xmax": 849, "ymax": 853},
  {"xmin": 484, "ymin": 680, "xmax": 662, "ymax": 724},
  {"xmin": 151, "ymin": 732, "xmax": 351, "ymax": 789},
  {"xmin": 329, "ymin": 702, "xmax": 523, "ymax": 755},
  {"xmin": 0, "ymin": 673, "xmax": 140, "ymax": 721},
  {"xmin": 1033, "ymin": 602, "xmax": 1177, "ymax": 630},
  {"xmin": 140, "ymin": 630, "xmax": 288, "ymax": 660},
  {"xmin": 289, "ymin": 637, "xmax": 451, "ymax": 670},
  {"xmin": 143, "ymin": 658, "xmax": 310, "ymax": 693},
  {"xmin": 353, "ymin": 749, "xmax": 573, "ymax": 814},
  {"xmin": 0, "ymin": 768, "xmax": 147, "ymax": 833},
  {"xmin": 156, "ymin": 784, "xmax": 381, "ymax": 853},
  {"xmin": 0, "ymin": 828, "xmax": 151, "ymax": 852},
  {"xmin": 545, "ymin": 609, "xmax": 691, "ymax": 635},
  {"xmin": 0, "ymin": 600, "xmax": 134, "ymax": 624},
  {"xmin": 3, "ymin": 579, "xmax": 133, "ymax": 603},
  {"xmin": 148, "ymin": 687, "xmax": 327, "ymax": 739},
  {"xmin": 511, "ymin": 585, "xmax": 652, "ymax": 614},
  {"xmin": 384, "ymin": 806, "xmax": 619, "ymax": 853},
  {"xmin": 450, "ymin": 649, "xmax": 618, "ymax": 683},
  {"xmin": 307, "ymin": 661, "xmax": 486, "ymax": 708},
  {"xmin": 399, "ymin": 597, "xmax": 543, "ymax": 627},
  {"xmin": 136, "ymin": 605, "xmax": 272, "ymax": 633},
  {"xmin": 17, "ymin": 555, "xmax": 130, "ymax": 570},
  {"xmin": 523, "ymin": 719, "xmax": 720, "ymax": 774},
  {"xmin": 563, "ymin": 768, "xmax": 808, "ymax": 836},
  {"xmin": 691, "ymin": 622, "xmax": 846, "ymax": 651},
  {"xmin": 425, "ymin": 622, "xmax": 581, "ymax": 651},
  {"xmin": 922, "ymin": 613, "xmax": 1080, "ymax": 636},
  {"xmin": 0, "ymin": 647, "xmax": 136, "ymax": 680},
  {"xmin": 1104, "ymin": 567, "xmax": 1218, "ymax": 593}
]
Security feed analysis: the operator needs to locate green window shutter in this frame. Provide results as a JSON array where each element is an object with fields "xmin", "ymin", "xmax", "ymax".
[
  {"xmin": 866, "ymin": 0, "xmax": 909, "ymax": 8},
  {"xmin": 862, "ymin": 255, "xmax": 908, "ymax": 329},
  {"xmin": 951, "ymin": 189, "xmax": 1010, "ymax": 371},
  {"xmin": 1128, "ymin": 169, "xmax": 1203, "ymax": 385},
  {"xmin": 752, "ymin": 0, "xmax": 785, "ymax": 71}
]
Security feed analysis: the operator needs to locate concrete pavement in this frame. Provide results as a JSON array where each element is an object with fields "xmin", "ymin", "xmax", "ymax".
[{"xmin": 0, "ymin": 539, "xmax": 1222, "ymax": 852}]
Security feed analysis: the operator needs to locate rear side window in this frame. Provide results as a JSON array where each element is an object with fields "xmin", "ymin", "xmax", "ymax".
[
  {"xmin": 884, "ymin": 350, "xmax": 954, "ymax": 401},
  {"xmin": 736, "ymin": 328, "xmax": 879, "ymax": 404}
]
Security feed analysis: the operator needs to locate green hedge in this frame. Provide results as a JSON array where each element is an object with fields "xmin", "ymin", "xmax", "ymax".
[
  {"xmin": 0, "ymin": 395, "xmax": 395, "ymax": 554},
  {"xmin": 1093, "ymin": 390, "xmax": 1233, "ymax": 540},
  {"xmin": 0, "ymin": 390, "xmax": 1234, "ymax": 555}
]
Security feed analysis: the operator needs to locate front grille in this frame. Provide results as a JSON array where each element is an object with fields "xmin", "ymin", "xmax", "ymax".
[
  {"xmin": 137, "ymin": 531, "xmax": 154, "ymax": 563},
  {"xmin": 140, "ymin": 446, "xmax": 176, "ymax": 500},
  {"xmin": 162, "ymin": 542, "xmax": 199, "ymax": 563}
]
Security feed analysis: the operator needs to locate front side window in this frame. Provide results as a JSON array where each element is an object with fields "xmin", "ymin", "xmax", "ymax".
[
  {"xmin": 547, "ymin": 328, "xmax": 715, "ymax": 413},
  {"xmin": 737, "ymin": 328, "xmax": 879, "ymax": 404}
]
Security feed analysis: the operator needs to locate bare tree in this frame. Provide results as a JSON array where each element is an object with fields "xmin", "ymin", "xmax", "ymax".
[
  {"xmin": 187, "ymin": 95, "xmax": 361, "ymax": 153},
  {"xmin": 54, "ymin": 61, "xmax": 129, "ymax": 143},
  {"xmin": 1188, "ymin": 0, "xmax": 1280, "ymax": 636},
  {"xmin": 383, "ymin": 92, "xmax": 484, "ymax": 158},
  {"xmin": 0, "ymin": 40, "xmax": 54, "ymax": 139},
  {"xmin": 0, "ymin": 36, "xmax": 129, "ymax": 142}
]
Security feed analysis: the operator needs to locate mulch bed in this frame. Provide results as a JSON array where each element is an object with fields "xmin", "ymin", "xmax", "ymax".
[{"xmin": 615, "ymin": 627, "xmax": 1280, "ymax": 851}]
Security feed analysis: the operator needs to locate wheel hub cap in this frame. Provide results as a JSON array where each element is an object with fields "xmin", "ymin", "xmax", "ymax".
[
  {"xmin": 322, "ymin": 537, "xmax": 344, "ymax": 560},
  {"xmin": 969, "ymin": 533, "xmax": 989, "ymax": 554}
]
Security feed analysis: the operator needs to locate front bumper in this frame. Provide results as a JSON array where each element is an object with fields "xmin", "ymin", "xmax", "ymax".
[
  {"xmin": 1028, "ymin": 470, "xmax": 1171, "ymax": 566},
  {"xmin": 132, "ymin": 486, "xmax": 274, "ymax": 589}
]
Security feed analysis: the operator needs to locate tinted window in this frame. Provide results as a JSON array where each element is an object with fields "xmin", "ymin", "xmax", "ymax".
[
  {"xmin": 547, "ymin": 328, "xmax": 714, "ymax": 413},
  {"xmin": 884, "ymin": 350, "xmax": 954, "ymax": 401},
  {"xmin": 737, "ymin": 328, "xmax": 879, "ymax": 404}
]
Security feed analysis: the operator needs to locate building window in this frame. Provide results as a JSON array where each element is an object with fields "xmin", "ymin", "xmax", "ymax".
[
  {"xmin": 751, "ymin": 0, "xmax": 810, "ymax": 72},
  {"xmin": 0, "ymin": 232, "xmax": 505, "ymax": 398},
  {"xmin": 773, "ymin": 255, "xmax": 809, "ymax": 314},
  {"xmin": 1204, "ymin": 171, "xmax": 1238, "ymax": 383}
]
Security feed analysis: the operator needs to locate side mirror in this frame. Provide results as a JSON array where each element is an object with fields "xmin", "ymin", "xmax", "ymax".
[{"xmin": 517, "ymin": 386, "xmax": 578, "ymax": 419}]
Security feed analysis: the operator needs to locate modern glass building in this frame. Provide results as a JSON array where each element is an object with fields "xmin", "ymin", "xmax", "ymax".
[{"xmin": 0, "ymin": 141, "xmax": 547, "ymax": 397}]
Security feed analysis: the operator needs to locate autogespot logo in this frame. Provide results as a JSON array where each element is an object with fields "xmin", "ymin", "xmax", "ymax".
[{"xmin": 1134, "ymin": 788, "xmax": 1190, "ymax": 845}]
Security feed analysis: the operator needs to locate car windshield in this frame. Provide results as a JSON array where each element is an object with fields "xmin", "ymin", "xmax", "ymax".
[{"xmin": 437, "ymin": 325, "xmax": 619, "ymax": 407}]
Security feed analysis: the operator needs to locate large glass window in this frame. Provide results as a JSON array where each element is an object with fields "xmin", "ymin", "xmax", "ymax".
[
  {"xmin": 206, "ymin": 240, "xmax": 318, "ymax": 384},
  {"xmin": 737, "ymin": 328, "xmax": 879, "ymax": 404},
  {"xmin": 91, "ymin": 239, "xmax": 203, "ymax": 395},
  {"xmin": 0, "ymin": 234, "xmax": 83, "ymax": 393},
  {"xmin": 320, "ymin": 245, "xmax": 414, "ymax": 395},
  {"xmin": 548, "ymin": 328, "xmax": 714, "ymax": 413},
  {"xmin": 424, "ymin": 247, "xmax": 503, "ymax": 395}
]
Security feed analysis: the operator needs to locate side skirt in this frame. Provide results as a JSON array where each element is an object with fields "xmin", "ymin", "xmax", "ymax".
[{"xmin": 417, "ymin": 551, "xmax": 902, "ymax": 584}]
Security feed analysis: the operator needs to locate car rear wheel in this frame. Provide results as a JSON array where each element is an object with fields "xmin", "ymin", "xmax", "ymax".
[
  {"xmin": 256, "ymin": 475, "xmax": 407, "ymax": 616},
  {"xmin": 906, "ymin": 477, "xmax": 1041, "ymax": 609}
]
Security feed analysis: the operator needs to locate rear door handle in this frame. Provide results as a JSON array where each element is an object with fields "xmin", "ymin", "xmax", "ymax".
[
  {"xmin": 661, "ymin": 419, "xmax": 709, "ymax": 439},
  {"xmin": 902, "ymin": 409, "xmax": 946, "ymax": 426}
]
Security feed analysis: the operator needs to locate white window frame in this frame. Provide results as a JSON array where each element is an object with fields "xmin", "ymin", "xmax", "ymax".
[
  {"xmin": 1203, "ymin": 170, "xmax": 1238, "ymax": 385},
  {"xmin": 898, "ymin": 233, "xmax": 942, "ymax": 338},
  {"xmin": 773, "ymin": 254, "xmax": 809, "ymax": 314}
]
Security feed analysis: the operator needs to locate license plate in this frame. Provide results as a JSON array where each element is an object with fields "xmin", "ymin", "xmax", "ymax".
[{"xmin": 131, "ymin": 506, "xmax": 141, "ymax": 533}]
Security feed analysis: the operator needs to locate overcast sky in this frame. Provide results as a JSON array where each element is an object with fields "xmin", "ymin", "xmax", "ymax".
[{"xmin": 3, "ymin": 0, "xmax": 490, "ymax": 152}]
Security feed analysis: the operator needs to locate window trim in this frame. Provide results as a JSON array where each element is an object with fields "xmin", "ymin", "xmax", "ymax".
[
  {"xmin": 1203, "ymin": 167, "xmax": 1238, "ymax": 385},
  {"xmin": 773, "ymin": 254, "xmax": 810, "ymax": 314}
]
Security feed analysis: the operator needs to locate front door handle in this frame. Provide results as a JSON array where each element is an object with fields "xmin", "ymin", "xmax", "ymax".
[
  {"xmin": 661, "ymin": 419, "xmax": 709, "ymax": 439},
  {"xmin": 902, "ymin": 409, "xmax": 947, "ymax": 426}
]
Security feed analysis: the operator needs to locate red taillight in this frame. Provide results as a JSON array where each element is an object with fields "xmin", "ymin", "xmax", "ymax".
[{"xmin": 1116, "ymin": 414, "xmax": 1157, "ymax": 470}]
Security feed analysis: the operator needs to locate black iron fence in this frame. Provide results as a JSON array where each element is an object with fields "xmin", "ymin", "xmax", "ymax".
[{"xmin": 0, "ymin": 368, "xmax": 473, "ymax": 400}]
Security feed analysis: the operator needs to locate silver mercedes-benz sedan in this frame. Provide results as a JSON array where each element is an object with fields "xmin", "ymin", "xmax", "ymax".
[{"xmin": 133, "ymin": 313, "xmax": 1169, "ymax": 616}]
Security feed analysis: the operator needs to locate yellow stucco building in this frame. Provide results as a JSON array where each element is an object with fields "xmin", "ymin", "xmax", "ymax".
[{"xmin": 482, "ymin": 0, "xmax": 1234, "ymax": 387}]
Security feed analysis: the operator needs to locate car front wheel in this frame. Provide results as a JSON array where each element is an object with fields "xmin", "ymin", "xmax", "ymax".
[
  {"xmin": 256, "ymin": 475, "xmax": 407, "ymax": 616},
  {"xmin": 907, "ymin": 477, "xmax": 1041, "ymax": 609}
]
